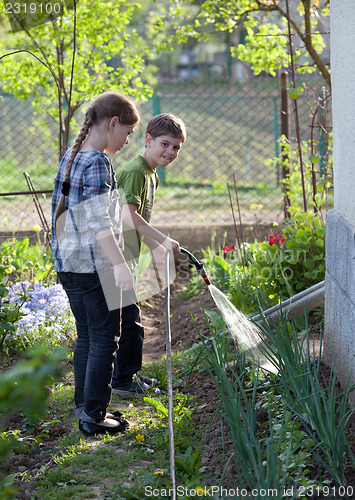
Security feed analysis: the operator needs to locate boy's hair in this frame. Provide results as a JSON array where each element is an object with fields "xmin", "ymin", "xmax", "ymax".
[
  {"xmin": 55, "ymin": 91, "xmax": 140, "ymax": 229},
  {"xmin": 146, "ymin": 113, "xmax": 186, "ymax": 143}
]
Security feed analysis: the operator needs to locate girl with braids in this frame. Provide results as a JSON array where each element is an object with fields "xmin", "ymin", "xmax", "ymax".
[{"xmin": 51, "ymin": 91, "xmax": 140, "ymax": 435}]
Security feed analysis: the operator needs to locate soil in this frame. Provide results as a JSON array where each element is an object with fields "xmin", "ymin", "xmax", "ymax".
[
  {"xmin": 141, "ymin": 279, "xmax": 217, "ymax": 362},
  {"xmin": 2, "ymin": 275, "xmax": 355, "ymax": 499}
]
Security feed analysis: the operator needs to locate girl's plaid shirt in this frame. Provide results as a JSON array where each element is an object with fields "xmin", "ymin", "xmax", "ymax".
[{"xmin": 51, "ymin": 149, "xmax": 123, "ymax": 273}]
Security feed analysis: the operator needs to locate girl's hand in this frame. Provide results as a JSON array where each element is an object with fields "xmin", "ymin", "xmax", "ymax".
[
  {"xmin": 151, "ymin": 244, "xmax": 167, "ymax": 265},
  {"xmin": 162, "ymin": 237, "xmax": 180, "ymax": 254},
  {"xmin": 113, "ymin": 263, "xmax": 134, "ymax": 290}
]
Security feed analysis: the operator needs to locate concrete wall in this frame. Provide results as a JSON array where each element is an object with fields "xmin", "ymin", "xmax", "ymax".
[
  {"xmin": 3, "ymin": 222, "xmax": 279, "ymax": 256},
  {"xmin": 324, "ymin": 0, "xmax": 355, "ymax": 403}
]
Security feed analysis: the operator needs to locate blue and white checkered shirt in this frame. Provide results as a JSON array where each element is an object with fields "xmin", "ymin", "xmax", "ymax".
[{"xmin": 51, "ymin": 149, "xmax": 123, "ymax": 273}]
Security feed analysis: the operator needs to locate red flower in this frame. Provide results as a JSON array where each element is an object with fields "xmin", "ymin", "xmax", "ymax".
[
  {"xmin": 223, "ymin": 245, "xmax": 236, "ymax": 253},
  {"xmin": 269, "ymin": 234, "xmax": 285, "ymax": 246}
]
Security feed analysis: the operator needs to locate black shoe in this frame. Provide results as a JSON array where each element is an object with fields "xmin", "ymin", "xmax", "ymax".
[
  {"xmin": 112, "ymin": 379, "xmax": 160, "ymax": 396},
  {"xmin": 106, "ymin": 411, "xmax": 130, "ymax": 429},
  {"xmin": 137, "ymin": 374, "xmax": 158, "ymax": 387},
  {"xmin": 78, "ymin": 418, "xmax": 128, "ymax": 436}
]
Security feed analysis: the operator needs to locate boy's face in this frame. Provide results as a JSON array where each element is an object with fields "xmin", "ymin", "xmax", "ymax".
[{"xmin": 144, "ymin": 134, "xmax": 182, "ymax": 169}]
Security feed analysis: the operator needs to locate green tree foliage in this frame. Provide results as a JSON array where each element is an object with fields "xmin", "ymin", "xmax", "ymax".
[
  {"xmin": 166, "ymin": 0, "xmax": 330, "ymax": 85},
  {"xmin": 0, "ymin": 0, "xmax": 158, "ymax": 157}
]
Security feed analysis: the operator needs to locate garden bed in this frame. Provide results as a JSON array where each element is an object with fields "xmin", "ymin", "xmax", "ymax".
[
  {"xmin": 164, "ymin": 283, "xmax": 355, "ymax": 498},
  {"xmin": 2, "ymin": 277, "xmax": 355, "ymax": 499}
]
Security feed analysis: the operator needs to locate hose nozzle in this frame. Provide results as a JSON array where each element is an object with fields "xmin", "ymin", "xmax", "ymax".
[{"xmin": 180, "ymin": 247, "xmax": 211, "ymax": 286}]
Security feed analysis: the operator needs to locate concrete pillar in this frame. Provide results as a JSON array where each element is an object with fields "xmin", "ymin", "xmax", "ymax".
[{"xmin": 324, "ymin": 0, "xmax": 355, "ymax": 403}]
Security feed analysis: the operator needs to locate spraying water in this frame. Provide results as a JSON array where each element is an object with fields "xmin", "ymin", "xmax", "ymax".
[
  {"xmin": 208, "ymin": 284, "xmax": 263, "ymax": 358},
  {"xmin": 180, "ymin": 248, "xmax": 263, "ymax": 358}
]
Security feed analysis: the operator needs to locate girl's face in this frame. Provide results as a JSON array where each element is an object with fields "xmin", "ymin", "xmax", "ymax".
[
  {"xmin": 144, "ymin": 134, "xmax": 182, "ymax": 169},
  {"xmin": 106, "ymin": 117, "xmax": 136, "ymax": 154}
]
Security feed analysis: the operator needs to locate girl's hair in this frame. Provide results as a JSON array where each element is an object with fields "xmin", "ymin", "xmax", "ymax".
[
  {"xmin": 55, "ymin": 91, "xmax": 140, "ymax": 229},
  {"xmin": 146, "ymin": 113, "xmax": 186, "ymax": 143}
]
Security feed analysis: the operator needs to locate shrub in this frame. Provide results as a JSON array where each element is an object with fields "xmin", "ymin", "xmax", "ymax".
[
  {"xmin": 0, "ymin": 237, "xmax": 54, "ymax": 283},
  {"xmin": 249, "ymin": 211, "xmax": 325, "ymax": 297},
  {"xmin": 184, "ymin": 211, "xmax": 325, "ymax": 315},
  {"xmin": 0, "ymin": 266, "xmax": 22, "ymax": 355}
]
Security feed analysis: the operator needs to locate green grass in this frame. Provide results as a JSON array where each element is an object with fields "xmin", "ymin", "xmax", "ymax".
[
  {"xmin": 33, "ymin": 383, "xmax": 204, "ymax": 499},
  {"xmin": 47, "ymin": 382, "xmax": 76, "ymax": 425},
  {"xmin": 0, "ymin": 177, "xmax": 286, "ymax": 228},
  {"xmin": 0, "ymin": 165, "xmax": 326, "ymax": 228},
  {"xmin": 155, "ymin": 182, "xmax": 283, "ymax": 213},
  {"xmin": 0, "ymin": 160, "xmax": 55, "ymax": 193}
]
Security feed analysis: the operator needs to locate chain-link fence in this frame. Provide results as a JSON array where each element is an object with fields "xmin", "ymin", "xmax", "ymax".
[{"xmin": 0, "ymin": 77, "xmax": 331, "ymax": 239}]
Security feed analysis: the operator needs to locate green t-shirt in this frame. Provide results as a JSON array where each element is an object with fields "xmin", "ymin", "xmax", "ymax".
[
  {"xmin": 117, "ymin": 154, "xmax": 159, "ymax": 221},
  {"xmin": 116, "ymin": 154, "xmax": 159, "ymax": 264}
]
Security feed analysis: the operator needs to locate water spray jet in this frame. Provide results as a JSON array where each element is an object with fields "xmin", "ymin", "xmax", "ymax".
[
  {"xmin": 180, "ymin": 247, "xmax": 262, "ymax": 356},
  {"xmin": 179, "ymin": 247, "xmax": 325, "ymax": 357}
]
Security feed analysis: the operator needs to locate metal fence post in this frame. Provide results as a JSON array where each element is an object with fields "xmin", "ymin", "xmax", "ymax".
[
  {"xmin": 273, "ymin": 95, "xmax": 280, "ymax": 185},
  {"xmin": 318, "ymin": 88, "xmax": 328, "ymax": 177},
  {"xmin": 281, "ymin": 72, "xmax": 291, "ymax": 218},
  {"xmin": 152, "ymin": 93, "xmax": 166, "ymax": 185}
]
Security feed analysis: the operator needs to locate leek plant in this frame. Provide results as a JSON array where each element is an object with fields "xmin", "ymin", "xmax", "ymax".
[
  {"xmin": 191, "ymin": 323, "xmax": 303, "ymax": 498},
  {"xmin": 258, "ymin": 314, "xmax": 355, "ymax": 485},
  {"xmin": 188, "ymin": 306, "xmax": 355, "ymax": 495}
]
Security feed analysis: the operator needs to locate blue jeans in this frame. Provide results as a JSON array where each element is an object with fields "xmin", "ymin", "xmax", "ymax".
[
  {"xmin": 112, "ymin": 287, "xmax": 144, "ymax": 388},
  {"xmin": 58, "ymin": 271, "xmax": 121, "ymax": 423}
]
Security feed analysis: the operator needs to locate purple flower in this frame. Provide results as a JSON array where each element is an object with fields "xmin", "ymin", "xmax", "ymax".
[{"xmin": 7, "ymin": 282, "xmax": 73, "ymax": 340}]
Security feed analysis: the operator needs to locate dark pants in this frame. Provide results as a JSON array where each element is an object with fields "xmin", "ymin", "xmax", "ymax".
[
  {"xmin": 112, "ymin": 287, "xmax": 144, "ymax": 388},
  {"xmin": 58, "ymin": 271, "xmax": 121, "ymax": 423}
]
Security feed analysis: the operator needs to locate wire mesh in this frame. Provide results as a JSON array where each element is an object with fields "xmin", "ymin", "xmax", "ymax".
[{"xmin": 0, "ymin": 78, "xmax": 331, "ymax": 240}]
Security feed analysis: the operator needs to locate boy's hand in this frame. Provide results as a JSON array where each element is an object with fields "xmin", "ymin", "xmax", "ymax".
[
  {"xmin": 113, "ymin": 263, "xmax": 134, "ymax": 290},
  {"xmin": 162, "ymin": 237, "xmax": 180, "ymax": 254}
]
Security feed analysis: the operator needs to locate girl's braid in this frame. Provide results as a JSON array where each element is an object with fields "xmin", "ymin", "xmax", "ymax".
[
  {"xmin": 55, "ymin": 107, "xmax": 96, "ymax": 229},
  {"xmin": 64, "ymin": 108, "xmax": 96, "ymax": 182}
]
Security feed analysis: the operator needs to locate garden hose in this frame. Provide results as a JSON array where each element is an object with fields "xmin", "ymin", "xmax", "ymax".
[
  {"xmin": 164, "ymin": 249, "xmax": 176, "ymax": 499},
  {"xmin": 180, "ymin": 247, "xmax": 211, "ymax": 286}
]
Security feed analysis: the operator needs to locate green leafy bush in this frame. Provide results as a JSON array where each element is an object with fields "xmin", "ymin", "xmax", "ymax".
[
  {"xmin": 0, "ymin": 346, "xmax": 66, "ymax": 499},
  {"xmin": 0, "ymin": 266, "xmax": 23, "ymax": 355},
  {"xmin": 249, "ymin": 211, "xmax": 325, "ymax": 297},
  {"xmin": 0, "ymin": 237, "xmax": 54, "ymax": 283},
  {"xmin": 184, "ymin": 211, "xmax": 325, "ymax": 315}
]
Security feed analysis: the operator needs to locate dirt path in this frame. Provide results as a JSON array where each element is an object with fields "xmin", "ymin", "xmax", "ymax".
[
  {"xmin": 141, "ymin": 280, "xmax": 217, "ymax": 363},
  {"xmin": 140, "ymin": 280, "xmax": 237, "ymax": 483}
]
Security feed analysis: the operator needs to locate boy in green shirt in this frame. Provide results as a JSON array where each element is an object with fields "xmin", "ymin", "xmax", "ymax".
[{"xmin": 112, "ymin": 113, "xmax": 187, "ymax": 395}]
